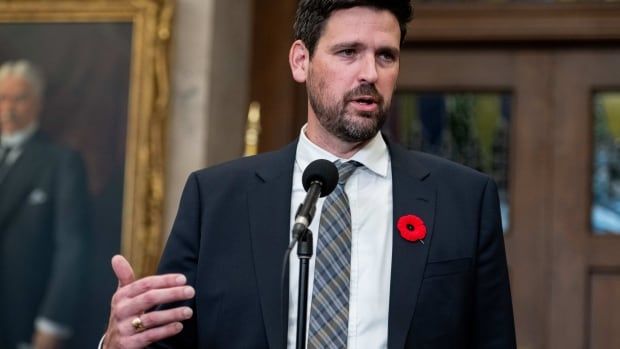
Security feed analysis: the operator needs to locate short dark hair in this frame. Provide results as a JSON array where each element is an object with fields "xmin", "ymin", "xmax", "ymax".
[{"xmin": 293, "ymin": 0, "xmax": 413, "ymax": 57}]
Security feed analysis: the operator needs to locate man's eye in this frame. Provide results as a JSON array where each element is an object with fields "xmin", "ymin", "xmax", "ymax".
[
  {"xmin": 379, "ymin": 52, "xmax": 396, "ymax": 63},
  {"xmin": 338, "ymin": 49, "xmax": 356, "ymax": 57}
]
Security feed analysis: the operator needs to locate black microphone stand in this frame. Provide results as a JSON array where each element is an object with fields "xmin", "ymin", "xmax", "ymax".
[
  {"xmin": 284, "ymin": 162, "xmax": 338, "ymax": 349},
  {"xmin": 295, "ymin": 227, "xmax": 313, "ymax": 349},
  {"xmin": 292, "ymin": 181, "xmax": 323, "ymax": 349}
]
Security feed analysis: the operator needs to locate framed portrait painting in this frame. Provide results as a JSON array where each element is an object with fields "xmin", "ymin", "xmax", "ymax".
[{"xmin": 0, "ymin": 0, "xmax": 173, "ymax": 346}]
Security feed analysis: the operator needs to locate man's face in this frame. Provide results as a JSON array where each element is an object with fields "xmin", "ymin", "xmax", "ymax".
[
  {"xmin": 306, "ymin": 7, "xmax": 401, "ymax": 143},
  {"xmin": 0, "ymin": 75, "xmax": 41, "ymax": 135}
]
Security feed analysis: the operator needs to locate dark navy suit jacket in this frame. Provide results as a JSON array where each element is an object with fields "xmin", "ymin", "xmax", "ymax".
[{"xmin": 152, "ymin": 138, "xmax": 516, "ymax": 349}]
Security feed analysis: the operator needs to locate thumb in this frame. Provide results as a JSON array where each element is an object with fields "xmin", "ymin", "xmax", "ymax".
[{"xmin": 111, "ymin": 254, "xmax": 135, "ymax": 288}]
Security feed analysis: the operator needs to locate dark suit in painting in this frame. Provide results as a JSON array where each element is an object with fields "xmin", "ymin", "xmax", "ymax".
[
  {"xmin": 150, "ymin": 136, "xmax": 516, "ymax": 349},
  {"xmin": 0, "ymin": 131, "xmax": 90, "ymax": 348}
]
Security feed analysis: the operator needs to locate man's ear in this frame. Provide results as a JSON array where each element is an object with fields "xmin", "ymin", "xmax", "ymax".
[{"xmin": 289, "ymin": 40, "xmax": 309, "ymax": 83}]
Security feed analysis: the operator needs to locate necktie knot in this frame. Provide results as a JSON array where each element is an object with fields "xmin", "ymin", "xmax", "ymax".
[{"xmin": 335, "ymin": 160, "xmax": 361, "ymax": 185}]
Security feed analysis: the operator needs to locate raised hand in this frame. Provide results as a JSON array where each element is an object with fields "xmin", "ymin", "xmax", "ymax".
[{"xmin": 102, "ymin": 255, "xmax": 194, "ymax": 349}]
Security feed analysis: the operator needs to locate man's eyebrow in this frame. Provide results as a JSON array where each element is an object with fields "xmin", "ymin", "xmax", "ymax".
[
  {"xmin": 329, "ymin": 41, "xmax": 364, "ymax": 51},
  {"xmin": 329, "ymin": 41, "xmax": 399, "ymax": 54},
  {"xmin": 378, "ymin": 45, "xmax": 400, "ymax": 56}
]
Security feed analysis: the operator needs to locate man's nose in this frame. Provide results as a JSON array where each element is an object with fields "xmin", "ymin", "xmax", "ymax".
[{"xmin": 358, "ymin": 54, "xmax": 378, "ymax": 84}]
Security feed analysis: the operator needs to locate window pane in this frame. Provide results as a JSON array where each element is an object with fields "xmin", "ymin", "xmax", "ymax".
[
  {"xmin": 385, "ymin": 92, "xmax": 511, "ymax": 231},
  {"xmin": 592, "ymin": 92, "xmax": 620, "ymax": 235}
]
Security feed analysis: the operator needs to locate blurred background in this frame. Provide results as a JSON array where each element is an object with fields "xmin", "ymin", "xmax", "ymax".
[{"xmin": 2, "ymin": 0, "xmax": 620, "ymax": 348}]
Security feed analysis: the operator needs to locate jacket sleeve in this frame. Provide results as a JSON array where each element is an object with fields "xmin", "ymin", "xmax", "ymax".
[
  {"xmin": 472, "ymin": 178, "xmax": 517, "ymax": 348},
  {"xmin": 148, "ymin": 172, "xmax": 201, "ymax": 348},
  {"xmin": 38, "ymin": 150, "xmax": 91, "ymax": 330}
]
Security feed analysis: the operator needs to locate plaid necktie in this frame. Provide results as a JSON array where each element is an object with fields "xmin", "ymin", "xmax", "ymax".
[{"xmin": 308, "ymin": 160, "xmax": 361, "ymax": 349}]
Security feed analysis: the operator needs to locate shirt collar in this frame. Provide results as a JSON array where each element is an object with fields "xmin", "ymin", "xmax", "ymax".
[
  {"xmin": 1, "ymin": 122, "xmax": 38, "ymax": 148},
  {"xmin": 296, "ymin": 124, "xmax": 389, "ymax": 178}
]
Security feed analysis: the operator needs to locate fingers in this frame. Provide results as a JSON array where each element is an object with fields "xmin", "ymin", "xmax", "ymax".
[
  {"xmin": 118, "ymin": 273, "xmax": 188, "ymax": 299},
  {"xmin": 106, "ymin": 255, "xmax": 196, "ymax": 349},
  {"xmin": 107, "ymin": 307, "xmax": 192, "ymax": 348},
  {"xmin": 116, "ymin": 322, "xmax": 184, "ymax": 349},
  {"xmin": 111, "ymin": 255, "xmax": 135, "ymax": 288},
  {"xmin": 121, "ymin": 307, "xmax": 193, "ymax": 336},
  {"xmin": 115, "ymin": 285, "xmax": 195, "ymax": 319}
]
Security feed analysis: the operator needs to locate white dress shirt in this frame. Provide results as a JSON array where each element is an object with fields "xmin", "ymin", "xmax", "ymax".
[{"xmin": 287, "ymin": 126, "xmax": 393, "ymax": 348}]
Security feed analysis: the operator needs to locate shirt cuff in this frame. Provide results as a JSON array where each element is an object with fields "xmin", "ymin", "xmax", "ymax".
[
  {"xmin": 34, "ymin": 317, "xmax": 72, "ymax": 338},
  {"xmin": 98, "ymin": 334, "xmax": 106, "ymax": 349}
]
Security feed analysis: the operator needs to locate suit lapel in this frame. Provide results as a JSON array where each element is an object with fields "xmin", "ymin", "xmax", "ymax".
[
  {"xmin": 247, "ymin": 141, "xmax": 297, "ymax": 349},
  {"xmin": 386, "ymin": 141, "xmax": 436, "ymax": 349}
]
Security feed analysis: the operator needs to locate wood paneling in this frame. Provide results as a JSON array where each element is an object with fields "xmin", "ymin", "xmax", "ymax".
[
  {"xmin": 548, "ymin": 50, "xmax": 620, "ymax": 349},
  {"xmin": 409, "ymin": 4, "xmax": 620, "ymax": 43},
  {"xmin": 589, "ymin": 272, "xmax": 620, "ymax": 349},
  {"xmin": 249, "ymin": 0, "xmax": 299, "ymax": 152}
]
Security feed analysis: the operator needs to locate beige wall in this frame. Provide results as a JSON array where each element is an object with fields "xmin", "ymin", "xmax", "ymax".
[{"xmin": 164, "ymin": 0, "xmax": 253, "ymax": 233}]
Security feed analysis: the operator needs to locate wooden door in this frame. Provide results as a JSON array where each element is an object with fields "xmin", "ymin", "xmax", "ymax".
[{"xmin": 550, "ymin": 50, "xmax": 620, "ymax": 349}]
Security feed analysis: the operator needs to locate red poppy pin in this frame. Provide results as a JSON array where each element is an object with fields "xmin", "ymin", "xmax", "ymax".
[{"xmin": 397, "ymin": 214, "xmax": 427, "ymax": 243}]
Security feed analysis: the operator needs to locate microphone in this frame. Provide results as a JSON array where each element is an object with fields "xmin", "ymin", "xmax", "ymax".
[{"xmin": 292, "ymin": 159, "xmax": 339, "ymax": 238}]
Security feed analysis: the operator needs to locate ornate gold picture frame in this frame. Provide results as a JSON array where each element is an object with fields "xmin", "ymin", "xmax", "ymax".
[{"xmin": 0, "ymin": 0, "xmax": 173, "ymax": 279}]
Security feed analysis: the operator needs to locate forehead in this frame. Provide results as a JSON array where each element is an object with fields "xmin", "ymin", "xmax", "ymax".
[
  {"xmin": 318, "ymin": 6, "xmax": 401, "ymax": 48},
  {"xmin": 0, "ymin": 75, "xmax": 34, "ymax": 94}
]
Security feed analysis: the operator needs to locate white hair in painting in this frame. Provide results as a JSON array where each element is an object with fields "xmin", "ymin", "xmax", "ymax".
[{"xmin": 0, "ymin": 60, "xmax": 46, "ymax": 98}]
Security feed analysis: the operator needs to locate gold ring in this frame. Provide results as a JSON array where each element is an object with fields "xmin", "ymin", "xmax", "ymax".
[{"xmin": 131, "ymin": 316, "xmax": 145, "ymax": 332}]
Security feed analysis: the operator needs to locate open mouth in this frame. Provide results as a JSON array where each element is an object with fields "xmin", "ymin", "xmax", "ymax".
[{"xmin": 352, "ymin": 96, "xmax": 377, "ymax": 105}]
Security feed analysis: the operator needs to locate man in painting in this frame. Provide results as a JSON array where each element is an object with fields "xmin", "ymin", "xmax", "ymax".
[
  {"xmin": 102, "ymin": 1, "xmax": 516, "ymax": 348},
  {"xmin": 0, "ymin": 60, "xmax": 90, "ymax": 349}
]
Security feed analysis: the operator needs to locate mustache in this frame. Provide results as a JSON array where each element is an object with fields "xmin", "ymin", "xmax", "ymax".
[{"xmin": 344, "ymin": 84, "xmax": 384, "ymax": 105}]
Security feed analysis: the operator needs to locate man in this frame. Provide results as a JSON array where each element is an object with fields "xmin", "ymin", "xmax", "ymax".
[
  {"xmin": 104, "ymin": 1, "xmax": 516, "ymax": 348},
  {"xmin": 0, "ymin": 60, "xmax": 90, "ymax": 349}
]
